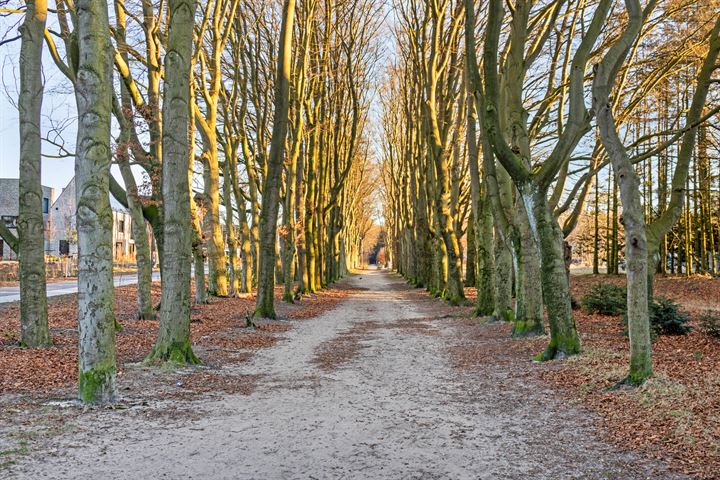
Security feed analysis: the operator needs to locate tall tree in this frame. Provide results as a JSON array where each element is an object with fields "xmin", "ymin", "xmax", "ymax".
[
  {"xmin": 254, "ymin": 0, "xmax": 296, "ymax": 318},
  {"xmin": 17, "ymin": 0, "xmax": 51, "ymax": 347},
  {"xmin": 593, "ymin": 2, "xmax": 720, "ymax": 384},
  {"xmin": 74, "ymin": 0, "xmax": 117, "ymax": 403},
  {"xmin": 146, "ymin": 0, "xmax": 200, "ymax": 363}
]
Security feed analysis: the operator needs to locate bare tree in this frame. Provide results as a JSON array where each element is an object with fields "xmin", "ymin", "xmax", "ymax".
[{"xmin": 17, "ymin": 0, "xmax": 51, "ymax": 346}]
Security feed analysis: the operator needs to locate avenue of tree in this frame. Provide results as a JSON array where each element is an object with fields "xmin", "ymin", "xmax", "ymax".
[
  {"xmin": 1, "ymin": 0, "xmax": 719, "ymax": 403},
  {"xmin": 2, "ymin": 0, "xmax": 379, "ymax": 403},
  {"xmin": 380, "ymin": 0, "xmax": 720, "ymax": 382}
]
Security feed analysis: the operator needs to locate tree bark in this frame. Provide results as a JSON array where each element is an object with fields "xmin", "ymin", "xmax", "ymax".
[
  {"xmin": 592, "ymin": 0, "xmax": 652, "ymax": 383},
  {"xmin": 146, "ymin": 0, "xmax": 199, "ymax": 364},
  {"xmin": 254, "ymin": 0, "xmax": 296, "ymax": 318},
  {"xmin": 18, "ymin": 0, "xmax": 51, "ymax": 347},
  {"xmin": 114, "ymin": 0, "xmax": 155, "ymax": 321},
  {"xmin": 75, "ymin": 0, "xmax": 117, "ymax": 403}
]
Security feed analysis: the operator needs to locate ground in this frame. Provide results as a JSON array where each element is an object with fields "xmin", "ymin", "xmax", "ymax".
[{"xmin": 0, "ymin": 270, "xmax": 718, "ymax": 478}]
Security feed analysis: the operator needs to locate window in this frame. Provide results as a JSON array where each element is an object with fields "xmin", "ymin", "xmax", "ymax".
[
  {"xmin": 118, "ymin": 219, "xmax": 125, "ymax": 232},
  {"xmin": 42, "ymin": 197, "xmax": 49, "ymax": 214},
  {"xmin": 1, "ymin": 215, "xmax": 17, "ymax": 228},
  {"xmin": 59, "ymin": 240, "xmax": 69, "ymax": 256}
]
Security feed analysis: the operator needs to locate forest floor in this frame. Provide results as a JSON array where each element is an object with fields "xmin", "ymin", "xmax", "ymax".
[{"xmin": 2, "ymin": 270, "xmax": 711, "ymax": 479}]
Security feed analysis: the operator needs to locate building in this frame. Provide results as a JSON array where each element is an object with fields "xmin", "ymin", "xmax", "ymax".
[
  {"xmin": 0, "ymin": 178, "xmax": 54, "ymax": 260},
  {"xmin": 47, "ymin": 177, "xmax": 141, "ymax": 261},
  {"xmin": 1, "ymin": 177, "xmax": 145, "ymax": 262}
]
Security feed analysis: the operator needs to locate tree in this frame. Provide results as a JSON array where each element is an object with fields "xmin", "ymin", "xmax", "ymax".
[
  {"xmin": 74, "ymin": 0, "xmax": 117, "ymax": 403},
  {"xmin": 254, "ymin": 0, "xmax": 296, "ymax": 319},
  {"xmin": 593, "ymin": 2, "xmax": 720, "ymax": 384},
  {"xmin": 146, "ymin": 0, "xmax": 199, "ymax": 364},
  {"xmin": 113, "ymin": 0, "xmax": 156, "ymax": 320},
  {"xmin": 17, "ymin": 0, "xmax": 51, "ymax": 347}
]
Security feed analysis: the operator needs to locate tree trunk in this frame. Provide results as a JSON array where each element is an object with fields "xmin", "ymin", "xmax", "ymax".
[
  {"xmin": 513, "ymin": 202, "xmax": 544, "ymax": 337},
  {"xmin": 282, "ymin": 145, "xmax": 298, "ymax": 302},
  {"xmin": 476, "ymin": 192, "xmax": 496, "ymax": 316},
  {"xmin": 224, "ymin": 152, "xmax": 240, "ymax": 297},
  {"xmin": 75, "ymin": 0, "xmax": 116, "ymax": 403},
  {"xmin": 18, "ymin": 0, "xmax": 50, "ymax": 347},
  {"xmin": 113, "ymin": 1, "xmax": 155, "ymax": 321},
  {"xmin": 203, "ymin": 145, "xmax": 228, "ymax": 297},
  {"xmin": 493, "ymin": 166, "xmax": 514, "ymax": 321},
  {"xmin": 146, "ymin": 0, "xmax": 199, "ymax": 365},
  {"xmin": 465, "ymin": 213, "xmax": 476, "ymax": 287},
  {"xmin": 191, "ymin": 193, "xmax": 208, "ymax": 305},
  {"xmin": 592, "ymin": 0, "xmax": 652, "ymax": 382},
  {"xmin": 254, "ymin": 0, "xmax": 296, "ymax": 318},
  {"xmin": 117, "ymin": 159, "xmax": 155, "ymax": 320},
  {"xmin": 526, "ymin": 186, "xmax": 580, "ymax": 359}
]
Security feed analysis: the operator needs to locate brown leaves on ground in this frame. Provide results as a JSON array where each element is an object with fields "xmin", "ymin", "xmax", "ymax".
[
  {"xmin": 453, "ymin": 274, "xmax": 720, "ymax": 479},
  {"xmin": 312, "ymin": 321, "xmax": 382, "ymax": 370},
  {"xmin": 548, "ymin": 274, "xmax": 720, "ymax": 479},
  {"xmin": 0, "ymin": 281, "xmax": 352, "ymax": 401}
]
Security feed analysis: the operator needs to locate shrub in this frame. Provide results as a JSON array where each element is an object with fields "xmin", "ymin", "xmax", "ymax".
[
  {"xmin": 582, "ymin": 283, "xmax": 626, "ymax": 315},
  {"xmin": 699, "ymin": 311, "xmax": 720, "ymax": 339},
  {"xmin": 650, "ymin": 297, "xmax": 690, "ymax": 336}
]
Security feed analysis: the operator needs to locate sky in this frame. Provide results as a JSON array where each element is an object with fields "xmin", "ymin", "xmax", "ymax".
[
  {"xmin": 0, "ymin": 5, "xmax": 140, "ymax": 197},
  {"xmin": 1, "ymin": 8, "xmax": 79, "ymax": 193}
]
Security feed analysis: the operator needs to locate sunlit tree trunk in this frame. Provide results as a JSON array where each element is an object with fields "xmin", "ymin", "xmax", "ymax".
[{"xmin": 254, "ymin": 0, "xmax": 296, "ymax": 318}]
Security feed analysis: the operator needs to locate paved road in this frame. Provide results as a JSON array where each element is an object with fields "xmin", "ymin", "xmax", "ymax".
[{"xmin": 0, "ymin": 271, "xmax": 161, "ymax": 303}]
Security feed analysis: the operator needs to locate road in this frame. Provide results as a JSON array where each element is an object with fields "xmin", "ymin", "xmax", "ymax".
[
  {"xmin": 7, "ymin": 270, "xmax": 682, "ymax": 479},
  {"xmin": 0, "ymin": 271, "xmax": 161, "ymax": 303}
]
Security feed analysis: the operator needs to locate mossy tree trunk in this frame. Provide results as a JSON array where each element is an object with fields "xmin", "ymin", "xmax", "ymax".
[
  {"xmin": 479, "ymin": 0, "xmax": 605, "ymax": 357},
  {"xmin": 223, "ymin": 145, "xmax": 240, "ymax": 297},
  {"xmin": 146, "ymin": 0, "xmax": 199, "ymax": 365},
  {"xmin": 513, "ymin": 202, "xmax": 544, "ymax": 337},
  {"xmin": 18, "ymin": 0, "xmax": 51, "ymax": 347},
  {"xmin": 463, "ymin": 75, "xmax": 495, "ymax": 315},
  {"xmin": 74, "ymin": 0, "xmax": 117, "ymax": 403}
]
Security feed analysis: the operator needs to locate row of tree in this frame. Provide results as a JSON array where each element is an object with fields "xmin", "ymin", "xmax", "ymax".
[
  {"xmin": 380, "ymin": 0, "xmax": 720, "ymax": 384},
  {"xmin": 2, "ymin": 0, "xmax": 379, "ymax": 403}
]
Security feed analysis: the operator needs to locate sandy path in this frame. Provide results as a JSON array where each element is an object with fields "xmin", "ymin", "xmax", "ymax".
[{"xmin": 8, "ymin": 270, "xmax": 682, "ymax": 479}]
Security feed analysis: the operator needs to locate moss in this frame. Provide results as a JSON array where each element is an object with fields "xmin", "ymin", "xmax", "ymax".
[
  {"xmin": 512, "ymin": 319, "xmax": 544, "ymax": 338},
  {"xmin": 494, "ymin": 307, "xmax": 514, "ymax": 323},
  {"xmin": 625, "ymin": 366, "xmax": 653, "ymax": 386},
  {"xmin": 78, "ymin": 364, "xmax": 116, "ymax": 404},
  {"xmin": 446, "ymin": 295, "xmax": 467, "ymax": 307},
  {"xmin": 253, "ymin": 298, "xmax": 277, "ymax": 320},
  {"xmin": 535, "ymin": 334, "xmax": 581, "ymax": 361},
  {"xmin": 474, "ymin": 294, "xmax": 495, "ymax": 318},
  {"xmin": 145, "ymin": 339, "xmax": 200, "ymax": 366}
]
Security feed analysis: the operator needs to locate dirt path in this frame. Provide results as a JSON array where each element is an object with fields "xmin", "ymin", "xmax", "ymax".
[{"xmin": 6, "ymin": 270, "xmax": 683, "ymax": 479}]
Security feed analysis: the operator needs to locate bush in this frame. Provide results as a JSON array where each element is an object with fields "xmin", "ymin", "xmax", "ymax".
[
  {"xmin": 650, "ymin": 297, "xmax": 690, "ymax": 336},
  {"xmin": 699, "ymin": 311, "xmax": 720, "ymax": 338},
  {"xmin": 582, "ymin": 283, "xmax": 626, "ymax": 315}
]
